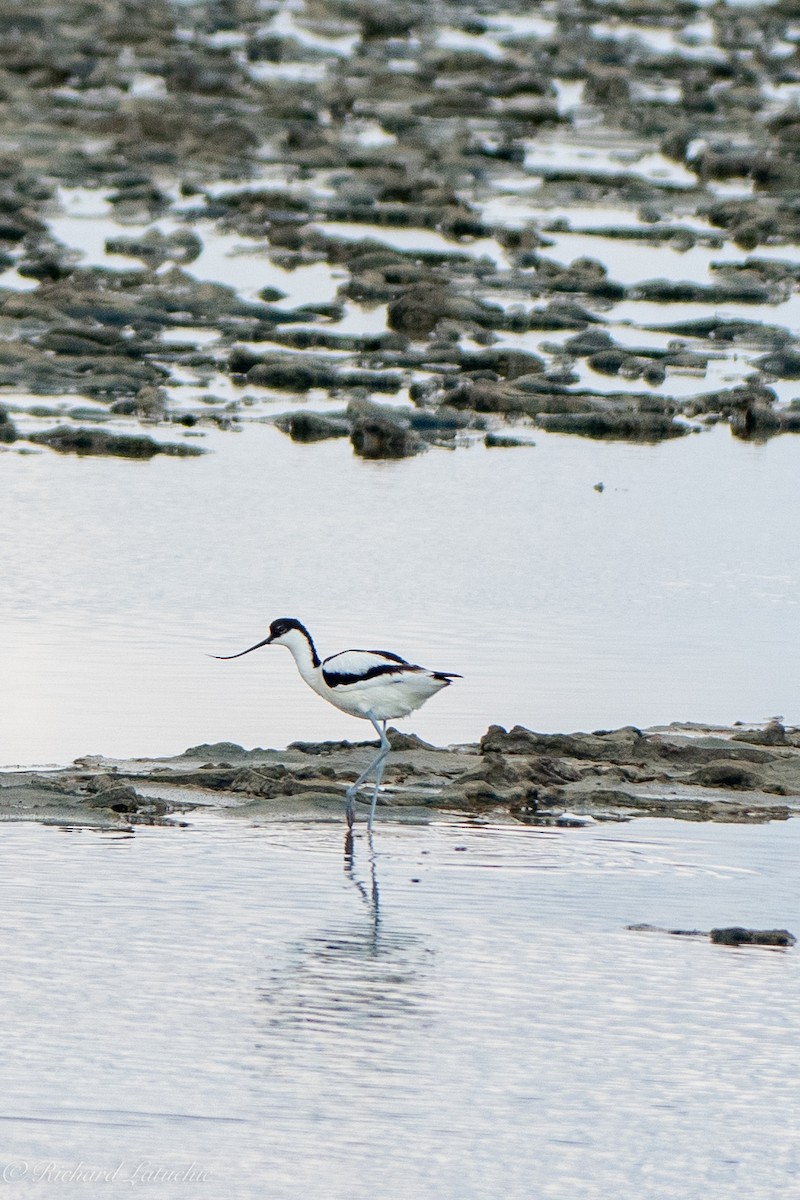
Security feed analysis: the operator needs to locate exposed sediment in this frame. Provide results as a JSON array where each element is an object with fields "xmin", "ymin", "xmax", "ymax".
[
  {"xmin": 4, "ymin": 719, "xmax": 800, "ymax": 829},
  {"xmin": 628, "ymin": 923, "xmax": 797, "ymax": 948}
]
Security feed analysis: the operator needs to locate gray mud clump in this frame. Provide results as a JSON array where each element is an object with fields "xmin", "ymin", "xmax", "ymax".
[
  {"xmin": 28, "ymin": 426, "xmax": 203, "ymax": 458},
  {"xmin": 629, "ymin": 924, "xmax": 796, "ymax": 948},
  {"xmin": 0, "ymin": 405, "xmax": 18, "ymax": 443},
  {"xmin": 710, "ymin": 927, "xmax": 797, "ymax": 948}
]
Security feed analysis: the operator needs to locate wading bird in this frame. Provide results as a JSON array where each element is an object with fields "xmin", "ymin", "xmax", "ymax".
[{"xmin": 214, "ymin": 618, "xmax": 460, "ymax": 829}]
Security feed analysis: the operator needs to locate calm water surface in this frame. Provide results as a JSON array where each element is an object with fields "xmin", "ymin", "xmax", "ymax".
[
  {"xmin": 0, "ymin": 815, "xmax": 797, "ymax": 1198},
  {"xmin": 2, "ymin": 423, "xmax": 800, "ymax": 765}
]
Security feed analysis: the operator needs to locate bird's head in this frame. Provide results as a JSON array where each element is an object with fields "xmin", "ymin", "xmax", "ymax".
[
  {"xmin": 266, "ymin": 617, "xmax": 308, "ymax": 647},
  {"xmin": 212, "ymin": 617, "xmax": 310, "ymax": 660}
]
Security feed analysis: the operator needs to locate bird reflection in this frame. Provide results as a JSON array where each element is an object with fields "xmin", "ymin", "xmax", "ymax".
[
  {"xmin": 255, "ymin": 830, "xmax": 430, "ymax": 1038},
  {"xmin": 344, "ymin": 827, "xmax": 380, "ymax": 942}
]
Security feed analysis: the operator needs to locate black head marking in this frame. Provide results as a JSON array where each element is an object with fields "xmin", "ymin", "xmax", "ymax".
[
  {"xmin": 268, "ymin": 618, "xmax": 320, "ymax": 667},
  {"xmin": 269, "ymin": 617, "xmax": 307, "ymax": 640}
]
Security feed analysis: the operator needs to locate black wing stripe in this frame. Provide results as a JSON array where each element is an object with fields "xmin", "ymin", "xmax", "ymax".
[
  {"xmin": 323, "ymin": 663, "xmax": 423, "ymax": 689},
  {"xmin": 322, "ymin": 649, "xmax": 410, "ymax": 668}
]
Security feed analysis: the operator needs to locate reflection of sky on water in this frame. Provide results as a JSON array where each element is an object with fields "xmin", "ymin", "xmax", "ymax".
[{"xmin": 0, "ymin": 816, "xmax": 797, "ymax": 1198}]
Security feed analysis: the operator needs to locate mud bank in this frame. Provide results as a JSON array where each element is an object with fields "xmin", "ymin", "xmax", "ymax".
[{"xmin": 4, "ymin": 719, "xmax": 800, "ymax": 829}]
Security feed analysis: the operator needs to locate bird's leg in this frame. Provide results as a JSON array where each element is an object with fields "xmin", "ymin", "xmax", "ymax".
[
  {"xmin": 345, "ymin": 716, "xmax": 391, "ymax": 828},
  {"xmin": 367, "ymin": 721, "xmax": 389, "ymax": 831}
]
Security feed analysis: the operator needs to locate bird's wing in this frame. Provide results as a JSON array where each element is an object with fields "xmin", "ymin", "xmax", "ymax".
[{"xmin": 321, "ymin": 649, "xmax": 420, "ymax": 688}]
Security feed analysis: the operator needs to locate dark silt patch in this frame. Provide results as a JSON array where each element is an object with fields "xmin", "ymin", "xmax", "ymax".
[{"xmin": 27, "ymin": 425, "xmax": 204, "ymax": 458}]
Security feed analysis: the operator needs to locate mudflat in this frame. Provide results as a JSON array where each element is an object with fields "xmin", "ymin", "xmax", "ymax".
[
  {"xmin": 1, "ymin": 0, "xmax": 800, "ymax": 456},
  {"xmin": 4, "ymin": 719, "xmax": 799, "ymax": 829}
]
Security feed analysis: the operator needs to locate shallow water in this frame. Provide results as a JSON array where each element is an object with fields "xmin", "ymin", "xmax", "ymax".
[
  {"xmin": 2, "ymin": 422, "xmax": 800, "ymax": 766},
  {"xmin": 0, "ymin": 815, "xmax": 797, "ymax": 1199}
]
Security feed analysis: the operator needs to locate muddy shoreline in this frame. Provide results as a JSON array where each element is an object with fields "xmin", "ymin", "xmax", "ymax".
[{"xmin": 4, "ymin": 718, "xmax": 800, "ymax": 829}]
